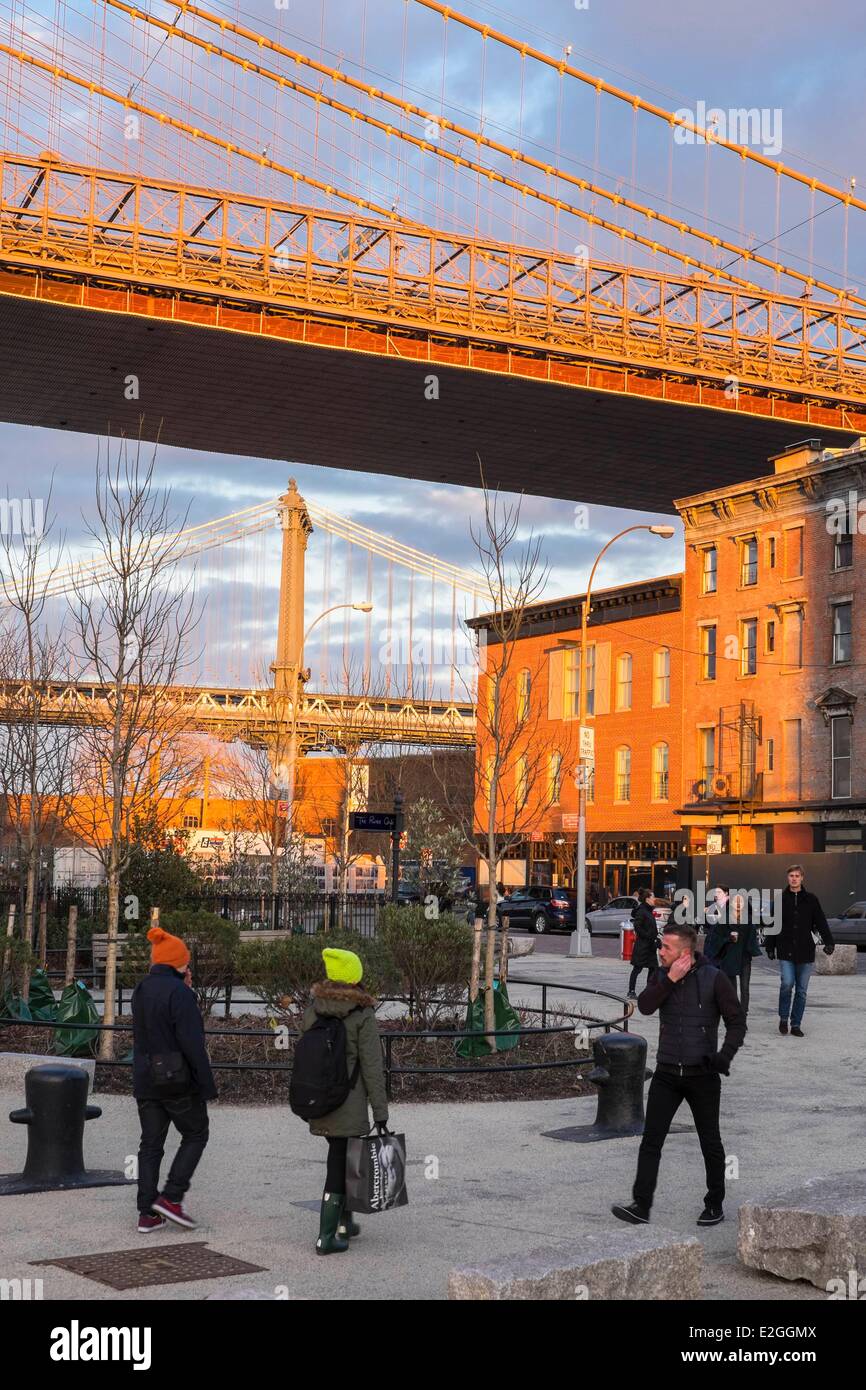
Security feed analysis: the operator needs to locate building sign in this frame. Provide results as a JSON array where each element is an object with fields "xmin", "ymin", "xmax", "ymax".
[
  {"xmin": 706, "ymin": 833, "xmax": 723, "ymax": 855},
  {"xmin": 579, "ymin": 725, "xmax": 595, "ymax": 760},
  {"xmin": 561, "ymin": 813, "xmax": 580, "ymax": 831},
  {"xmin": 349, "ymin": 811, "xmax": 398, "ymax": 832}
]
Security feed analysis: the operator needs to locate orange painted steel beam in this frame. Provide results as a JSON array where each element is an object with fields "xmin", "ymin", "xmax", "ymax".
[{"xmin": 1, "ymin": 155, "xmax": 866, "ymax": 434}]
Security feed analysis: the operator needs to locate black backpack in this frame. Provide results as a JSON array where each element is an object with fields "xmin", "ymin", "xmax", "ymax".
[{"xmin": 290, "ymin": 1012, "xmax": 360, "ymax": 1119}]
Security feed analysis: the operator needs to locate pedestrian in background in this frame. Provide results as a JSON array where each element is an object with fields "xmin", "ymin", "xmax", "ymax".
[
  {"xmin": 132, "ymin": 926, "xmax": 217, "ymax": 1234},
  {"xmin": 627, "ymin": 887, "xmax": 659, "ymax": 999},
  {"xmin": 705, "ymin": 890, "xmax": 762, "ymax": 1017},
  {"xmin": 766, "ymin": 865, "xmax": 835, "ymax": 1036}
]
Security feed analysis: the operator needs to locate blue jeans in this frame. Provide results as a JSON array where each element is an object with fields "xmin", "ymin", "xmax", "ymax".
[{"xmin": 779, "ymin": 960, "xmax": 813, "ymax": 1027}]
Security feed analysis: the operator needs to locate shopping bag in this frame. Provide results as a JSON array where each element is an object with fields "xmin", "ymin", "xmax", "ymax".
[{"xmin": 346, "ymin": 1130, "xmax": 409, "ymax": 1214}]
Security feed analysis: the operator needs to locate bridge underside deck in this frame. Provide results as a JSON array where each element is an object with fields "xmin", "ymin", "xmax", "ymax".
[{"xmin": 1, "ymin": 293, "xmax": 856, "ymax": 511}]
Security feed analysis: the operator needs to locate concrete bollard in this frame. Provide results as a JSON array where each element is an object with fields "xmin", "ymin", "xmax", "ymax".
[
  {"xmin": 542, "ymin": 1032, "xmax": 653, "ymax": 1144},
  {"xmin": 0, "ymin": 1064, "xmax": 129, "ymax": 1196}
]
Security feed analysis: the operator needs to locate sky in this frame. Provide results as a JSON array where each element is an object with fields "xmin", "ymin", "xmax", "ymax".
[{"xmin": 1, "ymin": 0, "xmax": 864, "ymax": 691}]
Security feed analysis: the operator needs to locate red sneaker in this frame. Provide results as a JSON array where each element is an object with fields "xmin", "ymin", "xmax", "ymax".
[
  {"xmin": 137, "ymin": 1212, "xmax": 167, "ymax": 1234},
  {"xmin": 152, "ymin": 1195, "xmax": 197, "ymax": 1229}
]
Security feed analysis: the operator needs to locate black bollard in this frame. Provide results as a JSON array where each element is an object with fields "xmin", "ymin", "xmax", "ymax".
[
  {"xmin": 542, "ymin": 1032, "xmax": 658, "ymax": 1144},
  {"xmin": 0, "ymin": 1065, "xmax": 129, "ymax": 1196}
]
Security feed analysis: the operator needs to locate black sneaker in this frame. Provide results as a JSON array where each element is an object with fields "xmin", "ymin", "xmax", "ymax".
[
  {"xmin": 697, "ymin": 1205, "xmax": 724, "ymax": 1227},
  {"xmin": 611, "ymin": 1201, "xmax": 650, "ymax": 1225},
  {"xmin": 779, "ymin": 1019, "xmax": 788, "ymax": 1034},
  {"xmin": 791, "ymin": 1026, "xmax": 804, "ymax": 1037}
]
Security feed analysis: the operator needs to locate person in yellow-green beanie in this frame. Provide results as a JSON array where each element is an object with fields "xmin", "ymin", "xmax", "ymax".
[{"xmin": 297, "ymin": 947, "xmax": 389, "ymax": 1255}]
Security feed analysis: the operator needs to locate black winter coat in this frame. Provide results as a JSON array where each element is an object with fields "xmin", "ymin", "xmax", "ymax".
[
  {"xmin": 638, "ymin": 952, "xmax": 746, "ymax": 1069},
  {"xmin": 132, "ymin": 964, "xmax": 217, "ymax": 1101},
  {"xmin": 766, "ymin": 888, "xmax": 834, "ymax": 964},
  {"xmin": 630, "ymin": 902, "xmax": 660, "ymax": 970}
]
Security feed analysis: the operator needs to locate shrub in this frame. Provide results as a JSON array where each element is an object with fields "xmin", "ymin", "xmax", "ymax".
[
  {"xmin": 377, "ymin": 905, "xmax": 473, "ymax": 1027},
  {"xmin": 240, "ymin": 930, "xmax": 397, "ymax": 1021}
]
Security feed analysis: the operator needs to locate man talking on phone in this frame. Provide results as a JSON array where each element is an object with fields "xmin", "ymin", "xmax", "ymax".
[{"xmin": 612, "ymin": 922, "xmax": 746, "ymax": 1228}]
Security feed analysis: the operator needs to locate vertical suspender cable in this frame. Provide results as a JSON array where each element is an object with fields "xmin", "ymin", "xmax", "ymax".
[
  {"xmin": 386, "ymin": 557, "xmax": 393, "ymax": 695},
  {"xmin": 364, "ymin": 549, "xmax": 373, "ymax": 690}
]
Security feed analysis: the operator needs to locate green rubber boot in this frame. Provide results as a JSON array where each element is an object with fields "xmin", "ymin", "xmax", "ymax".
[
  {"xmin": 316, "ymin": 1192, "xmax": 349, "ymax": 1255},
  {"xmin": 337, "ymin": 1208, "xmax": 360, "ymax": 1239}
]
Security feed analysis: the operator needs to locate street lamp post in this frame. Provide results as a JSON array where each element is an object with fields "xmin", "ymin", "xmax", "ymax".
[
  {"xmin": 568, "ymin": 524, "xmax": 675, "ymax": 959},
  {"xmin": 279, "ymin": 600, "xmax": 374, "ymax": 847}
]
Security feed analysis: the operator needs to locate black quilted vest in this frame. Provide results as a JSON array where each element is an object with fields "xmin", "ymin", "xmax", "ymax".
[{"xmin": 656, "ymin": 955, "xmax": 721, "ymax": 1067}]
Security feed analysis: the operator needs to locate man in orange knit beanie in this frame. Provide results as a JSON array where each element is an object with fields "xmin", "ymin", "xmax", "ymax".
[{"xmin": 131, "ymin": 925, "xmax": 217, "ymax": 1234}]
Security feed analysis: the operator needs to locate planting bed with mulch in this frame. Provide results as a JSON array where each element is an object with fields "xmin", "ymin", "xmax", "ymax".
[{"xmin": 0, "ymin": 1006, "xmax": 600, "ymax": 1105}]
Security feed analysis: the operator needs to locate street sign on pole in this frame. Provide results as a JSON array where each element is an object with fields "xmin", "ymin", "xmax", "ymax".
[
  {"xmin": 579, "ymin": 725, "xmax": 594, "ymax": 760},
  {"xmin": 349, "ymin": 811, "xmax": 398, "ymax": 832}
]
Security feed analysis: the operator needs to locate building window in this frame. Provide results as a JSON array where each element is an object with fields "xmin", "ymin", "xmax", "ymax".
[
  {"xmin": 652, "ymin": 743, "xmax": 669, "ymax": 800},
  {"xmin": 549, "ymin": 751, "xmax": 563, "ymax": 804},
  {"xmin": 832, "ymin": 602, "xmax": 852, "ymax": 664},
  {"xmin": 740, "ymin": 536, "xmax": 758, "ymax": 586},
  {"xmin": 834, "ymin": 535, "xmax": 853, "ymax": 569},
  {"xmin": 564, "ymin": 649, "xmax": 579, "ymax": 719},
  {"xmin": 700, "ymin": 625, "xmax": 717, "ymax": 680},
  {"xmin": 182, "ymin": 815, "xmax": 200, "ymax": 829},
  {"xmin": 699, "ymin": 727, "xmax": 716, "ymax": 785},
  {"xmin": 616, "ymin": 653, "xmax": 632, "ymax": 711},
  {"xmin": 740, "ymin": 619, "xmax": 757, "ymax": 676},
  {"xmin": 515, "ymin": 755, "xmax": 529, "ymax": 812},
  {"xmin": 785, "ymin": 527, "xmax": 804, "ymax": 578},
  {"xmin": 766, "ymin": 737, "xmax": 775, "ymax": 772},
  {"xmin": 831, "ymin": 717, "xmax": 852, "ymax": 799},
  {"xmin": 701, "ymin": 546, "xmax": 717, "ymax": 594},
  {"xmin": 783, "ymin": 607, "xmax": 804, "ymax": 668},
  {"xmin": 615, "ymin": 746, "xmax": 631, "ymax": 802},
  {"xmin": 767, "ymin": 536, "xmax": 777, "ymax": 569},
  {"xmin": 516, "ymin": 668, "xmax": 531, "ymax": 722},
  {"xmin": 766, "ymin": 619, "xmax": 776, "ymax": 654},
  {"xmin": 652, "ymin": 648, "xmax": 670, "ymax": 706}
]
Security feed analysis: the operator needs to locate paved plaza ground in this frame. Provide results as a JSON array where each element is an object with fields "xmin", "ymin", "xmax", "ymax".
[{"xmin": 0, "ymin": 946, "xmax": 862, "ymax": 1300}]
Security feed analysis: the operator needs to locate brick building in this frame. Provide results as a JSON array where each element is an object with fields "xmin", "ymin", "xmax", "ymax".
[
  {"xmin": 676, "ymin": 436, "xmax": 866, "ymax": 856},
  {"xmin": 470, "ymin": 576, "xmax": 683, "ymax": 897}
]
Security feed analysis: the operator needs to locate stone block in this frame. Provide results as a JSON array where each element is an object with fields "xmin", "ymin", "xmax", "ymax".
[
  {"xmin": 448, "ymin": 1227, "xmax": 701, "ymax": 1300},
  {"xmin": 814, "ymin": 944, "xmax": 858, "ymax": 975},
  {"xmin": 0, "ymin": 1053, "xmax": 95, "ymax": 1096},
  {"xmin": 738, "ymin": 1173, "xmax": 866, "ymax": 1289}
]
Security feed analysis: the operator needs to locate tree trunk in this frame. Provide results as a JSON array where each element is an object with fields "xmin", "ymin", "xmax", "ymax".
[
  {"xmin": 499, "ymin": 914, "xmax": 510, "ymax": 988},
  {"xmin": 99, "ymin": 868, "xmax": 120, "ymax": 1061},
  {"xmin": 37, "ymin": 899, "xmax": 48, "ymax": 969},
  {"xmin": 483, "ymin": 923, "xmax": 497, "ymax": 1038},
  {"xmin": 0, "ymin": 902, "xmax": 15, "ymax": 993},
  {"xmin": 64, "ymin": 905, "xmax": 78, "ymax": 988},
  {"xmin": 470, "ymin": 916, "xmax": 483, "ymax": 1003}
]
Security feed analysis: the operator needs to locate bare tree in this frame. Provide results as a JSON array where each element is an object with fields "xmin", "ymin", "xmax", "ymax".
[
  {"xmin": 213, "ymin": 742, "xmax": 317, "ymax": 900},
  {"xmin": 0, "ymin": 485, "xmax": 77, "ymax": 996},
  {"xmin": 432, "ymin": 481, "xmax": 575, "ymax": 1031},
  {"xmin": 64, "ymin": 438, "xmax": 201, "ymax": 1058}
]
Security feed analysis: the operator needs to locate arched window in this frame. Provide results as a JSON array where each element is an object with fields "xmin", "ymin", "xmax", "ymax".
[
  {"xmin": 653, "ymin": 648, "xmax": 670, "ymax": 706},
  {"xmin": 616, "ymin": 653, "xmax": 632, "ymax": 711},
  {"xmin": 516, "ymin": 668, "xmax": 531, "ymax": 722},
  {"xmin": 652, "ymin": 743, "xmax": 670, "ymax": 800},
  {"xmin": 615, "ymin": 746, "xmax": 631, "ymax": 802},
  {"xmin": 515, "ymin": 755, "xmax": 529, "ymax": 812},
  {"xmin": 549, "ymin": 751, "xmax": 563, "ymax": 804}
]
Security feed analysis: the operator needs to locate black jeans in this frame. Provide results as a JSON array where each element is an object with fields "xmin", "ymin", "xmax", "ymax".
[
  {"xmin": 735, "ymin": 956, "xmax": 752, "ymax": 1015},
  {"xmin": 628, "ymin": 963, "xmax": 654, "ymax": 994},
  {"xmin": 633, "ymin": 1068, "xmax": 725, "ymax": 1211},
  {"xmin": 137, "ymin": 1095, "xmax": 210, "ymax": 1214},
  {"xmin": 325, "ymin": 1137, "xmax": 348, "ymax": 1195}
]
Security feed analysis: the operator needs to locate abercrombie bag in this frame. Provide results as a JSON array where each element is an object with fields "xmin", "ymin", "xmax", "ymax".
[
  {"xmin": 346, "ymin": 1129, "xmax": 409, "ymax": 1214},
  {"xmin": 290, "ymin": 1014, "xmax": 360, "ymax": 1119},
  {"xmin": 147, "ymin": 1051, "xmax": 192, "ymax": 1097}
]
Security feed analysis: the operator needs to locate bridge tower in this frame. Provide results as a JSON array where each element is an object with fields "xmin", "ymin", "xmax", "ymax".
[{"xmin": 268, "ymin": 479, "xmax": 313, "ymax": 797}]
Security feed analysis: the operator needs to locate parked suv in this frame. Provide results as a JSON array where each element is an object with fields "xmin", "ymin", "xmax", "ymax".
[
  {"xmin": 496, "ymin": 886, "xmax": 576, "ymax": 934},
  {"xmin": 586, "ymin": 895, "xmax": 672, "ymax": 937}
]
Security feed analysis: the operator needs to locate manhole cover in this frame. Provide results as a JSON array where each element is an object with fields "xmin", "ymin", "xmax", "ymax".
[{"xmin": 32, "ymin": 1243, "xmax": 266, "ymax": 1290}]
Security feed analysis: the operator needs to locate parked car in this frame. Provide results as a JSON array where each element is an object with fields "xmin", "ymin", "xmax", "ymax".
[
  {"xmin": 586, "ymin": 895, "xmax": 672, "ymax": 938},
  {"xmin": 496, "ymin": 886, "xmax": 576, "ymax": 934},
  {"xmin": 825, "ymin": 902, "xmax": 866, "ymax": 950}
]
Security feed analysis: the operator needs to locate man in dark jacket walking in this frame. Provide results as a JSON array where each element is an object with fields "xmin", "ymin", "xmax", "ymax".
[
  {"xmin": 132, "ymin": 926, "xmax": 217, "ymax": 1233},
  {"xmin": 612, "ymin": 923, "xmax": 746, "ymax": 1228},
  {"xmin": 766, "ymin": 865, "xmax": 835, "ymax": 1036},
  {"xmin": 627, "ymin": 888, "xmax": 659, "ymax": 999}
]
